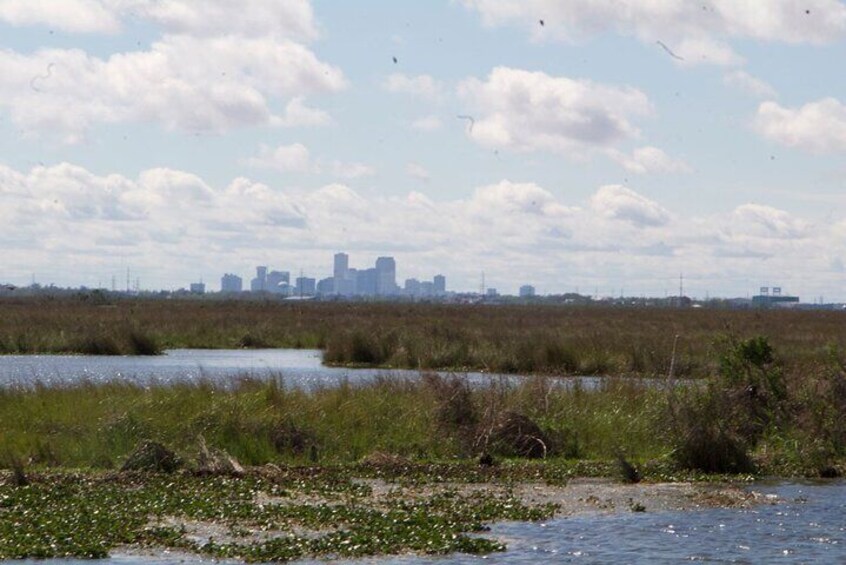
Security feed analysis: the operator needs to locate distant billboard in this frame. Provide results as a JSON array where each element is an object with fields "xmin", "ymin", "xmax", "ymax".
[{"xmin": 760, "ymin": 287, "xmax": 769, "ymax": 295}]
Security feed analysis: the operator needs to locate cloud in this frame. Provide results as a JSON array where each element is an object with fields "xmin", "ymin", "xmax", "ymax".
[
  {"xmin": 0, "ymin": 0, "xmax": 121, "ymax": 33},
  {"xmin": 406, "ymin": 162, "xmax": 430, "ymax": 182},
  {"xmin": 462, "ymin": 0, "xmax": 846, "ymax": 49},
  {"xmin": 3, "ymin": 160, "xmax": 845, "ymax": 296},
  {"xmin": 330, "ymin": 161, "xmax": 376, "ymax": 179},
  {"xmin": 383, "ymin": 73, "xmax": 444, "ymax": 100},
  {"xmin": 246, "ymin": 143, "xmax": 316, "ymax": 173},
  {"xmin": 457, "ymin": 66, "xmax": 651, "ymax": 156},
  {"xmin": 723, "ymin": 70, "xmax": 777, "ymax": 99},
  {"xmin": 0, "ymin": 0, "xmax": 319, "ymax": 40},
  {"xmin": 0, "ymin": 1, "xmax": 344, "ymax": 142},
  {"xmin": 673, "ymin": 37, "xmax": 744, "ymax": 67},
  {"xmin": 245, "ymin": 144, "xmax": 375, "ymax": 178},
  {"xmin": 608, "ymin": 146, "xmax": 691, "ymax": 175},
  {"xmin": 590, "ymin": 185, "xmax": 670, "ymax": 227},
  {"xmin": 755, "ymin": 98, "xmax": 846, "ymax": 153},
  {"xmin": 411, "ymin": 115, "xmax": 443, "ymax": 132},
  {"xmin": 730, "ymin": 203, "xmax": 809, "ymax": 239},
  {"xmin": 468, "ymin": 180, "xmax": 576, "ymax": 219},
  {"xmin": 272, "ymin": 97, "xmax": 333, "ymax": 127},
  {"xmin": 125, "ymin": 0, "xmax": 319, "ymax": 42}
]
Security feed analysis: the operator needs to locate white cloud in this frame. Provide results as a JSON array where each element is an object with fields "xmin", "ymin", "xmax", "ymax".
[
  {"xmin": 125, "ymin": 0, "xmax": 319, "ymax": 42},
  {"xmin": 608, "ymin": 146, "xmax": 691, "ymax": 175},
  {"xmin": 723, "ymin": 70, "xmax": 777, "ymax": 99},
  {"xmin": 406, "ymin": 162, "xmax": 430, "ymax": 182},
  {"xmin": 0, "ymin": 37, "xmax": 344, "ymax": 141},
  {"xmin": 0, "ymin": 0, "xmax": 121, "ymax": 33},
  {"xmin": 730, "ymin": 203, "xmax": 809, "ymax": 239},
  {"xmin": 272, "ymin": 97, "xmax": 333, "ymax": 128},
  {"xmin": 755, "ymin": 98, "xmax": 846, "ymax": 153},
  {"xmin": 245, "ymin": 144, "xmax": 375, "ymax": 178},
  {"xmin": 246, "ymin": 143, "xmax": 316, "ymax": 173},
  {"xmin": 0, "ymin": 0, "xmax": 319, "ymax": 40},
  {"xmin": 0, "ymin": 1, "xmax": 344, "ymax": 142},
  {"xmin": 590, "ymin": 185, "xmax": 670, "ymax": 227},
  {"xmin": 331, "ymin": 161, "xmax": 376, "ymax": 179},
  {"xmin": 3, "ymin": 160, "xmax": 846, "ymax": 297},
  {"xmin": 469, "ymin": 180, "xmax": 576, "ymax": 219},
  {"xmin": 673, "ymin": 37, "xmax": 744, "ymax": 67},
  {"xmin": 457, "ymin": 66, "xmax": 651, "ymax": 156},
  {"xmin": 411, "ymin": 115, "xmax": 443, "ymax": 132},
  {"xmin": 463, "ymin": 0, "xmax": 846, "ymax": 47},
  {"xmin": 384, "ymin": 73, "xmax": 443, "ymax": 100}
]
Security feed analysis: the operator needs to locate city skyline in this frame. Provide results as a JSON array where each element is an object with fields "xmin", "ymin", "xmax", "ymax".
[{"xmin": 1, "ymin": 3, "xmax": 846, "ymax": 300}]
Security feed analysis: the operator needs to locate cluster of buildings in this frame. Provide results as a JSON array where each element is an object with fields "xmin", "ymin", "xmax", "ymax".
[{"xmin": 212, "ymin": 252, "xmax": 447, "ymax": 299}]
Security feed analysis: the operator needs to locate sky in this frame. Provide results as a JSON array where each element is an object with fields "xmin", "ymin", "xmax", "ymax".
[{"xmin": 1, "ymin": 0, "xmax": 846, "ymax": 299}]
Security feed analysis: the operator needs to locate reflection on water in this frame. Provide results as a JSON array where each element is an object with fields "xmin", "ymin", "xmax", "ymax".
[
  {"xmin": 8, "ymin": 482, "xmax": 846, "ymax": 564},
  {"xmin": 0, "ymin": 348, "xmax": 606, "ymax": 390}
]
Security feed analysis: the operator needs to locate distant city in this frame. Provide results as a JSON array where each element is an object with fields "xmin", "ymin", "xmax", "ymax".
[
  {"xmin": 203, "ymin": 252, "xmax": 449, "ymax": 300},
  {"xmin": 4, "ymin": 251, "xmax": 843, "ymax": 309}
]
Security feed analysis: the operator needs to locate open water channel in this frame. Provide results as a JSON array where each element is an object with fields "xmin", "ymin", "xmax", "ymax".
[
  {"xmin": 3, "ymin": 351, "xmax": 845, "ymax": 562},
  {"xmin": 0, "ymin": 348, "xmax": 607, "ymax": 389}
]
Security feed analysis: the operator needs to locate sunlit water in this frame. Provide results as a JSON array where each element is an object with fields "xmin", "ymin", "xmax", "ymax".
[
  {"xmin": 8, "ymin": 482, "xmax": 846, "ymax": 564},
  {"xmin": 0, "ymin": 348, "xmax": 608, "ymax": 390}
]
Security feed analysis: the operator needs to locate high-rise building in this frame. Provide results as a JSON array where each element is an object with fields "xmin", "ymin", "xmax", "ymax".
[
  {"xmin": 295, "ymin": 276, "xmax": 316, "ymax": 296},
  {"xmin": 404, "ymin": 278, "xmax": 421, "ymax": 297},
  {"xmin": 357, "ymin": 268, "xmax": 378, "ymax": 296},
  {"xmin": 420, "ymin": 281, "xmax": 434, "ymax": 297},
  {"xmin": 189, "ymin": 282, "xmax": 206, "ymax": 294},
  {"xmin": 220, "ymin": 273, "xmax": 242, "ymax": 293},
  {"xmin": 433, "ymin": 274, "xmax": 446, "ymax": 295},
  {"xmin": 267, "ymin": 270, "xmax": 290, "ymax": 293},
  {"xmin": 519, "ymin": 285, "xmax": 536, "ymax": 298},
  {"xmin": 316, "ymin": 277, "xmax": 334, "ymax": 295},
  {"xmin": 333, "ymin": 253, "xmax": 349, "ymax": 294},
  {"xmin": 250, "ymin": 266, "xmax": 267, "ymax": 292},
  {"xmin": 375, "ymin": 256, "xmax": 397, "ymax": 295}
]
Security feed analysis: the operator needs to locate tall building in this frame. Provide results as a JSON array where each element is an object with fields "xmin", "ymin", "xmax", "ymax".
[
  {"xmin": 267, "ymin": 270, "xmax": 290, "ymax": 293},
  {"xmin": 189, "ymin": 282, "xmax": 205, "ymax": 294},
  {"xmin": 404, "ymin": 278, "xmax": 421, "ymax": 297},
  {"xmin": 519, "ymin": 285, "xmax": 536, "ymax": 298},
  {"xmin": 250, "ymin": 266, "xmax": 267, "ymax": 292},
  {"xmin": 357, "ymin": 268, "xmax": 378, "ymax": 296},
  {"xmin": 316, "ymin": 277, "xmax": 334, "ymax": 295},
  {"xmin": 375, "ymin": 256, "xmax": 397, "ymax": 295},
  {"xmin": 333, "ymin": 253, "xmax": 349, "ymax": 294},
  {"xmin": 295, "ymin": 276, "xmax": 316, "ymax": 296},
  {"xmin": 433, "ymin": 274, "xmax": 446, "ymax": 296},
  {"xmin": 220, "ymin": 273, "xmax": 242, "ymax": 293}
]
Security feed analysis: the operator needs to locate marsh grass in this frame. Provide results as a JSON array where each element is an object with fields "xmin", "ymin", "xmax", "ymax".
[
  {"xmin": 2, "ymin": 297, "xmax": 846, "ymax": 377},
  {"xmin": 2, "ymin": 349, "xmax": 846, "ymax": 478}
]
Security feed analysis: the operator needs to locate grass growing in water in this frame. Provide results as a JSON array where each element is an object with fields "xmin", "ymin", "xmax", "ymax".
[{"xmin": 3, "ymin": 296, "xmax": 846, "ymax": 376}]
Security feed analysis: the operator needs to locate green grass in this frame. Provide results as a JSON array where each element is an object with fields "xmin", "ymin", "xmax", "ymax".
[{"xmin": 2, "ymin": 336, "xmax": 845, "ymax": 477}]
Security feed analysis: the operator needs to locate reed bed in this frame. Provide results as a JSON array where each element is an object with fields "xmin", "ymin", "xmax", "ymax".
[
  {"xmin": 2, "ymin": 335, "xmax": 845, "ymax": 477},
  {"xmin": 2, "ymin": 296, "xmax": 846, "ymax": 378}
]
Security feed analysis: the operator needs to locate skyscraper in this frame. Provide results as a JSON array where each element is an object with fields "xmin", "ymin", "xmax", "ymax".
[
  {"xmin": 333, "ymin": 252, "xmax": 348, "ymax": 294},
  {"xmin": 221, "ymin": 273, "xmax": 243, "ymax": 293},
  {"xmin": 433, "ymin": 274, "xmax": 446, "ymax": 296},
  {"xmin": 250, "ymin": 266, "xmax": 267, "ymax": 292},
  {"xmin": 375, "ymin": 256, "xmax": 397, "ymax": 295}
]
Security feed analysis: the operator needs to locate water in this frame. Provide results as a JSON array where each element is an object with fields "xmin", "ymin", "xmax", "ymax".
[
  {"xmin": 0, "ymin": 349, "xmax": 607, "ymax": 389},
  {"xmin": 8, "ymin": 482, "xmax": 846, "ymax": 564}
]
